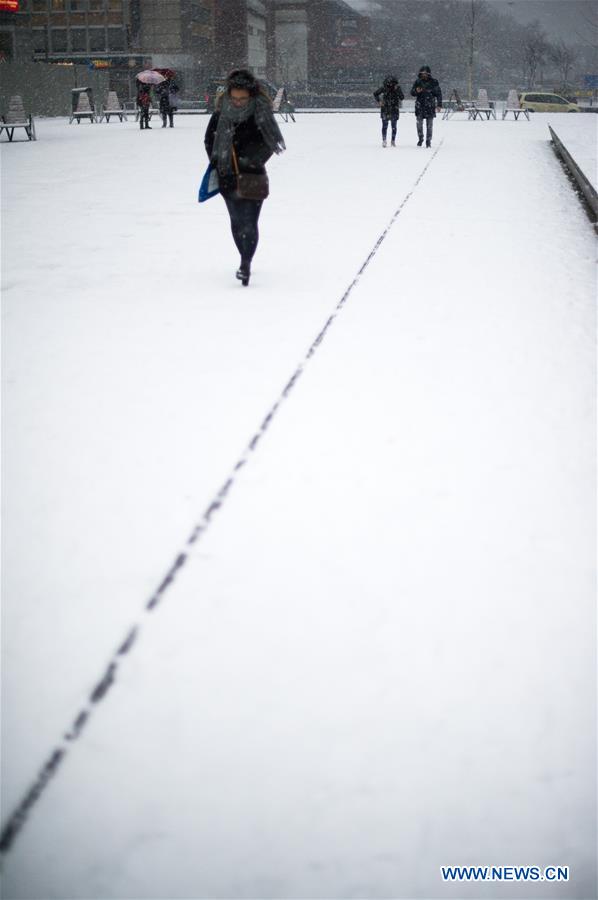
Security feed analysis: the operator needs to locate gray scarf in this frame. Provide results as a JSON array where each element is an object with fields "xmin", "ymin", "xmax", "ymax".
[{"xmin": 213, "ymin": 93, "xmax": 286, "ymax": 176}]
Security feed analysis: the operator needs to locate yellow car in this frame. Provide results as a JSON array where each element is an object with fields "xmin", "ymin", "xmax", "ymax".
[{"xmin": 519, "ymin": 92, "xmax": 579, "ymax": 112}]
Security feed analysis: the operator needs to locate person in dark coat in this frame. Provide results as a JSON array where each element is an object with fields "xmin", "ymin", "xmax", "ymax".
[
  {"xmin": 373, "ymin": 75, "xmax": 405, "ymax": 147},
  {"xmin": 410, "ymin": 65, "xmax": 442, "ymax": 147},
  {"xmin": 157, "ymin": 80, "xmax": 179, "ymax": 128},
  {"xmin": 204, "ymin": 69, "xmax": 286, "ymax": 286},
  {"xmin": 137, "ymin": 84, "xmax": 151, "ymax": 130}
]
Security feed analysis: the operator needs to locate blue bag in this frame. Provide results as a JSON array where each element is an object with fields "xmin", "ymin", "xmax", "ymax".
[{"xmin": 198, "ymin": 163, "xmax": 220, "ymax": 202}]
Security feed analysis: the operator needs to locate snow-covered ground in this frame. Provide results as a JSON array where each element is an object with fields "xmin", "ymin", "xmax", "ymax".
[
  {"xmin": 1, "ymin": 112, "xmax": 596, "ymax": 899},
  {"xmin": 544, "ymin": 114, "xmax": 597, "ymax": 190}
]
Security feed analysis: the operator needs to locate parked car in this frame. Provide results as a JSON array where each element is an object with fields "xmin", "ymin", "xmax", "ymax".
[{"xmin": 519, "ymin": 92, "xmax": 579, "ymax": 112}]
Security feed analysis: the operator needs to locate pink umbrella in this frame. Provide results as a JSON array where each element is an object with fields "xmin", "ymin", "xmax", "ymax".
[{"xmin": 136, "ymin": 70, "xmax": 166, "ymax": 85}]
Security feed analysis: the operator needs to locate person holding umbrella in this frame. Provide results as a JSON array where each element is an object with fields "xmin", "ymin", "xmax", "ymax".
[
  {"xmin": 136, "ymin": 70, "xmax": 166, "ymax": 131},
  {"xmin": 204, "ymin": 68, "xmax": 286, "ymax": 286},
  {"xmin": 154, "ymin": 68, "xmax": 179, "ymax": 128},
  {"xmin": 137, "ymin": 84, "xmax": 152, "ymax": 130}
]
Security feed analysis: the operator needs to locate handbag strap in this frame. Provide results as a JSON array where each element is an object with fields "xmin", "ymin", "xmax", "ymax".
[{"xmin": 231, "ymin": 145, "xmax": 240, "ymax": 176}]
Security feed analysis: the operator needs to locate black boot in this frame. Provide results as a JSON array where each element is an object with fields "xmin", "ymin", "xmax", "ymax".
[
  {"xmin": 236, "ymin": 259, "xmax": 251, "ymax": 287},
  {"xmin": 417, "ymin": 137, "xmax": 423, "ymax": 146}
]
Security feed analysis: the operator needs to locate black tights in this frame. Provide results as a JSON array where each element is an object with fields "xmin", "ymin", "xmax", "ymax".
[{"xmin": 223, "ymin": 194, "xmax": 263, "ymax": 265}]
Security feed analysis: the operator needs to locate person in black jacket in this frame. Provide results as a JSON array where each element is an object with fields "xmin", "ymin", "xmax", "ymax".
[
  {"xmin": 373, "ymin": 75, "xmax": 405, "ymax": 147},
  {"xmin": 157, "ymin": 80, "xmax": 178, "ymax": 128},
  {"xmin": 204, "ymin": 69, "xmax": 286, "ymax": 286},
  {"xmin": 410, "ymin": 65, "xmax": 442, "ymax": 147}
]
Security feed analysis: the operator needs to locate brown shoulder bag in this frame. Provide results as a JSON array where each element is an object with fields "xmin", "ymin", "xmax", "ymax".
[{"xmin": 232, "ymin": 146, "xmax": 269, "ymax": 201}]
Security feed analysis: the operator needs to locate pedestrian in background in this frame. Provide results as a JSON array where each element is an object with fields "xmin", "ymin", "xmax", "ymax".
[
  {"xmin": 158, "ymin": 80, "xmax": 179, "ymax": 128},
  {"xmin": 410, "ymin": 65, "xmax": 442, "ymax": 147},
  {"xmin": 204, "ymin": 68, "xmax": 286, "ymax": 286},
  {"xmin": 137, "ymin": 84, "xmax": 152, "ymax": 130},
  {"xmin": 373, "ymin": 75, "xmax": 405, "ymax": 147}
]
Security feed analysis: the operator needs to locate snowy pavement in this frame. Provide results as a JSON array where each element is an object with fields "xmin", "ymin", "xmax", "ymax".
[
  {"xmin": 544, "ymin": 114, "xmax": 597, "ymax": 191},
  {"xmin": 1, "ymin": 113, "xmax": 596, "ymax": 899}
]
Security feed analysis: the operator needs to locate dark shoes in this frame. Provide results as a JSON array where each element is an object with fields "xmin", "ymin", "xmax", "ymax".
[
  {"xmin": 236, "ymin": 260, "xmax": 251, "ymax": 287},
  {"xmin": 417, "ymin": 138, "xmax": 423, "ymax": 146},
  {"xmin": 426, "ymin": 141, "xmax": 431, "ymax": 148}
]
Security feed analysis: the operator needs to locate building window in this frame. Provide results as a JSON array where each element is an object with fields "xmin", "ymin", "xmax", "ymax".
[
  {"xmin": 89, "ymin": 0, "xmax": 104, "ymax": 9},
  {"xmin": 107, "ymin": 26, "xmax": 125, "ymax": 49},
  {"xmin": 70, "ymin": 28, "xmax": 87, "ymax": 50},
  {"xmin": 88, "ymin": 27, "xmax": 106, "ymax": 50},
  {"xmin": 32, "ymin": 0, "xmax": 48, "ymax": 9},
  {"xmin": 32, "ymin": 27, "xmax": 48, "ymax": 52},
  {"xmin": 50, "ymin": 28, "xmax": 67, "ymax": 50},
  {"xmin": 107, "ymin": 0, "xmax": 122, "ymax": 9},
  {"xmin": 51, "ymin": 0, "xmax": 65, "ymax": 9},
  {"xmin": 69, "ymin": 0, "xmax": 87, "ymax": 9},
  {"xmin": 0, "ymin": 32, "xmax": 14, "ymax": 62}
]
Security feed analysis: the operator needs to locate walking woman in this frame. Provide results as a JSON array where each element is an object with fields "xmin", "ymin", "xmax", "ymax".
[
  {"xmin": 137, "ymin": 84, "xmax": 151, "ymax": 130},
  {"xmin": 204, "ymin": 69, "xmax": 286, "ymax": 286},
  {"xmin": 373, "ymin": 75, "xmax": 404, "ymax": 147}
]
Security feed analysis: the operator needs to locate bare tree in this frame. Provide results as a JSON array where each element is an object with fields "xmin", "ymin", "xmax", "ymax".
[
  {"xmin": 575, "ymin": 5, "xmax": 598, "ymax": 48},
  {"xmin": 467, "ymin": 0, "xmax": 478, "ymax": 100},
  {"xmin": 549, "ymin": 40, "xmax": 577, "ymax": 89},
  {"xmin": 521, "ymin": 22, "xmax": 549, "ymax": 89}
]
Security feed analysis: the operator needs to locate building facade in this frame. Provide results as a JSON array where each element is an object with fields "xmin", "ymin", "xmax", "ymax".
[
  {"xmin": 0, "ymin": 0, "xmax": 140, "ymax": 96},
  {"xmin": 0, "ymin": 0, "xmax": 371, "ymax": 100}
]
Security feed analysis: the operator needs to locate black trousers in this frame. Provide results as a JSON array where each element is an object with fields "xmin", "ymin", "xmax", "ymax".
[
  {"xmin": 381, "ymin": 115, "xmax": 398, "ymax": 141},
  {"xmin": 223, "ymin": 194, "xmax": 263, "ymax": 264},
  {"xmin": 416, "ymin": 115, "xmax": 434, "ymax": 142},
  {"xmin": 139, "ymin": 109, "xmax": 150, "ymax": 129},
  {"xmin": 161, "ymin": 111, "xmax": 174, "ymax": 127}
]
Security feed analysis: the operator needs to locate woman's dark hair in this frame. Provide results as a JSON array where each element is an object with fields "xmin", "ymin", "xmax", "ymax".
[
  {"xmin": 225, "ymin": 68, "xmax": 271, "ymax": 103},
  {"xmin": 227, "ymin": 68, "xmax": 259, "ymax": 95}
]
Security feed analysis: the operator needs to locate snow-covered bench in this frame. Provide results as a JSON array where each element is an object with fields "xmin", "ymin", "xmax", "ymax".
[
  {"xmin": 128, "ymin": 103, "xmax": 160, "ymax": 122},
  {"xmin": 502, "ymin": 90, "xmax": 530, "ymax": 121},
  {"xmin": 468, "ymin": 89, "xmax": 496, "ymax": 120},
  {"xmin": 124, "ymin": 99, "xmax": 207, "ymax": 118},
  {"xmin": 69, "ymin": 93, "xmax": 97, "ymax": 124},
  {"xmin": 272, "ymin": 87, "xmax": 296, "ymax": 123},
  {"xmin": 0, "ymin": 95, "xmax": 36, "ymax": 142},
  {"xmin": 99, "ymin": 91, "xmax": 128, "ymax": 122}
]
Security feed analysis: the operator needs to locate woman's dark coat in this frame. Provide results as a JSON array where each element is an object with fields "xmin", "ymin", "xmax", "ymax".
[
  {"xmin": 410, "ymin": 75, "xmax": 442, "ymax": 118},
  {"xmin": 158, "ymin": 89, "xmax": 170, "ymax": 115},
  {"xmin": 137, "ymin": 87, "xmax": 151, "ymax": 109},
  {"xmin": 204, "ymin": 111, "xmax": 273, "ymax": 195},
  {"xmin": 373, "ymin": 80, "xmax": 405, "ymax": 118},
  {"xmin": 158, "ymin": 82, "xmax": 179, "ymax": 113}
]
